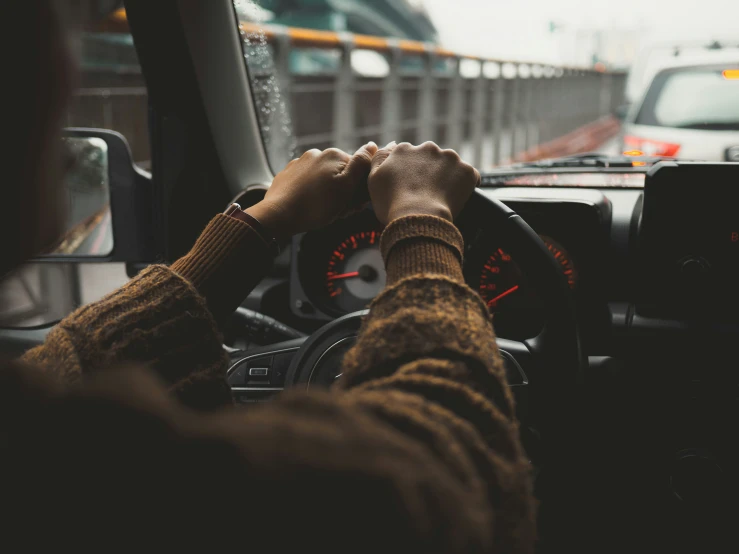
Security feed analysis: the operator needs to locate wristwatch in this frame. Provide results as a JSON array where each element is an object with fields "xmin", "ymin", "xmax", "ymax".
[{"xmin": 223, "ymin": 203, "xmax": 281, "ymax": 256}]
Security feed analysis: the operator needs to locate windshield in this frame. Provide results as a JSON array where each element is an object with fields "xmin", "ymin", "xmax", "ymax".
[{"xmin": 232, "ymin": 0, "xmax": 739, "ymax": 175}]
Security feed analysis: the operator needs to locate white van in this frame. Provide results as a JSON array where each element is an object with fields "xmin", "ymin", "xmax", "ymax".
[{"xmin": 620, "ymin": 46, "xmax": 739, "ymax": 161}]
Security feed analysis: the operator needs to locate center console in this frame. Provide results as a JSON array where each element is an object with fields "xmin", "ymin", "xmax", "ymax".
[{"xmin": 638, "ymin": 162, "xmax": 739, "ymax": 320}]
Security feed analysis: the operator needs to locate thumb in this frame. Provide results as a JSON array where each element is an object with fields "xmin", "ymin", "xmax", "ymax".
[
  {"xmin": 341, "ymin": 141, "xmax": 377, "ymax": 183},
  {"xmin": 370, "ymin": 141, "xmax": 397, "ymax": 176}
]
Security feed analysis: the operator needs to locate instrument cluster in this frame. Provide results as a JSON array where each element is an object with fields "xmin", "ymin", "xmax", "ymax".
[{"xmin": 290, "ymin": 201, "xmax": 608, "ymax": 342}]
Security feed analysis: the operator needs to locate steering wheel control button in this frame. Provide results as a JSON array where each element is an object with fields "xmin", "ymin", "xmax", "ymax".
[
  {"xmin": 271, "ymin": 351, "xmax": 296, "ymax": 386},
  {"xmin": 246, "ymin": 355, "xmax": 273, "ymax": 383},
  {"xmin": 228, "ymin": 364, "xmax": 248, "ymax": 386}
]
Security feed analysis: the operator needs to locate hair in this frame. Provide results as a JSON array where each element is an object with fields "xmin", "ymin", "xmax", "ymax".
[{"xmin": 1, "ymin": 0, "xmax": 73, "ymax": 278}]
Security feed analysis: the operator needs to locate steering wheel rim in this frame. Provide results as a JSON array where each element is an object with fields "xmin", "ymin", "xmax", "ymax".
[{"xmin": 284, "ymin": 189, "xmax": 584, "ymax": 420}]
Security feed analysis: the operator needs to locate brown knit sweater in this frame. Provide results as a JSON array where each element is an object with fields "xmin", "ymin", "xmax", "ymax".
[{"xmin": 2, "ymin": 214, "xmax": 535, "ymax": 552}]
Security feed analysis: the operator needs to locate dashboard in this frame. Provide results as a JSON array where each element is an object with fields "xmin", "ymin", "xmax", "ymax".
[
  {"xmin": 232, "ymin": 163, "xmax": 739, "ymax": 551},
  {"xmin": 290, "ymin": 191, "xmax": 612, "ymax": 343}
]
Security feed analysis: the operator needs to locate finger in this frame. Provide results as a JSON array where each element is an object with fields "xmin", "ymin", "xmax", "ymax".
[
  {"xmin": 419, "ymin": 141, "xmax": 442, "ymax": 152},
  {"xmin": 341, "ymin": 142, "xmax": 377, "ymax": 180},
  {"xmin": 442, "ymin": 148, "xmax": 461, "ymax": 161},
  {"xmin": 319, "ymin": 149, "xmax": 350, "ymax": 170},
  {"xmin": 473, "ymin": 167, "xmax": 481, "ymax": 187},
  {"xmin": 341, "ymin": 142, "xmax": 378, "ymax": 207},
  {"xmin": 360, "ymin": 141, "xmax": 379, "ymax": 158},
  {"xmin": 370, "ymin": 141, "xmax": 398, "ymax": 175}
]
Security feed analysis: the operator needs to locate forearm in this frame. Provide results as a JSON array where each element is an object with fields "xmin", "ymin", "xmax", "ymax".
[
  {"xmin": 170, "ymin": 214, "xmax": 273, "ymax": 326},
  {"xmin": 22, "ymin": 214, "xmax": 273, "ymax": 409},
  {"xmin": 339, "ymin": 214, "xmax": 510, "ymax": 402},
  {"xmin": 337, "ymin": 215, "xmax": 536, "ymax": 551}
]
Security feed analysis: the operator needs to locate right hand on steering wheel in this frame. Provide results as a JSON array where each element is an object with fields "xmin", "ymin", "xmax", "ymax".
[{"xmin": 368, "ymin": 141, "xmax": 481, "ymax": 225}]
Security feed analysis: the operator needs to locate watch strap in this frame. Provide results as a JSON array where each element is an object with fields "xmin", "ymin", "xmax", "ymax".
[{"xmin": 223, "ymin": 203, "xmax": 280, "ymax": 256}]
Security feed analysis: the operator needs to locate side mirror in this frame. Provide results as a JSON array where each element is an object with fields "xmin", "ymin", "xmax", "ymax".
[
  {"xmin": 614, "ymin": 103, "xmax": 630, "ymax": 122},
  {"xmin": 37, "ymin": 128, "xmax": 161, "ymax": 263}
]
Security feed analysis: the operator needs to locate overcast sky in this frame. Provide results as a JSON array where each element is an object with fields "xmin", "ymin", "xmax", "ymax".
[{"xmin": 420, "ymin": 0, "xmax": 739, "ymax": 66}]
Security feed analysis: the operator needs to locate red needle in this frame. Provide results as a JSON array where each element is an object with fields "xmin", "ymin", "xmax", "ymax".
[
  {"xmin": 327, "ymin": 271, "xmax": 360, "ymax": 281},
  {"xmin": 487, "ymin": 285, "xmax": 519, "ymax": 306}
]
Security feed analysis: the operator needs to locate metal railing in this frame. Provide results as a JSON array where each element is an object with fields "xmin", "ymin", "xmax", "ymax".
[
  {"xmin": 241, "ymin": 22, "xmax": 627, "ymax": 171},
  {"xmin": 68, "ymin": 19, "xmax": 626, "ymax": 173}
]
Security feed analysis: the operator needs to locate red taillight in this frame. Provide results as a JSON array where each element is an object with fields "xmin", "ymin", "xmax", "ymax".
[{"xmin": 624, "ymin": 136, "xmax": 681, "ymax": 157}]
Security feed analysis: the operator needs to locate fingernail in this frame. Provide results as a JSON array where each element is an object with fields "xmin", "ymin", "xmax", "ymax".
[{"xmin": 366, "ymin": 141, "xmax": 377, "ymax": 148}]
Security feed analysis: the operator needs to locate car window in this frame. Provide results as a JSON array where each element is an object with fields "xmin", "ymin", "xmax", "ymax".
[
  {"xmin": 636, "ymin": 68, "xmax": 739, "ymax": 130},
  {"xmin": 0, "ymin": 12, "xmax": 139, "ymax": 329},
  {"xmin": 235, "ymin": 1, "xmax": 296, "ymax": 172}
]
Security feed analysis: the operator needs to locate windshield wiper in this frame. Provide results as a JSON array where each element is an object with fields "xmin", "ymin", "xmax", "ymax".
[{"xmin": 511, "ymin": 153, "xmax": 653, "ymax": 169}]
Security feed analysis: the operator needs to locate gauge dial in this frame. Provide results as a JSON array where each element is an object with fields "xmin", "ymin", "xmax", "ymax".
[
  {"xmin": 479, "ymin": 247, "xmax": 526, "ymax": 313},
  {"xmin": 474, "ymin": 236, "xmax": 578, "ymax": 339},
  {"xmin": 541, "ymin": 236, "xmax": 578, "ymax": 290},
  {"xmin": 325, "ymin": 230, "xmax": 386, "ymax": 314}
]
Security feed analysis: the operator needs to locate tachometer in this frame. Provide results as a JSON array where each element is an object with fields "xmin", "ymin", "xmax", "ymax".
[
  {"xmin": 474, "ymin": 236, "xmax": 578, "ymax": 338},
  {"xmin": 479, "ymin": 247, "xmax": 526, "ymax": 313},
  {"xmin": 324, "ymin": 230, "xmax": 387, "ymax": 313},
  {"xmin": 541, "ymin": 236, "xmax": 578, "ymax": 290}
]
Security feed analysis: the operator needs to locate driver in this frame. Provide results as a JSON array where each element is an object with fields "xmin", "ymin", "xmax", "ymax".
[{"xmin": 1, "ymin": 2, "xmax": 536, "ymax": 552}]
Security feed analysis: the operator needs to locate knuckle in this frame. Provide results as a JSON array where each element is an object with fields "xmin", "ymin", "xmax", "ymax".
[
  {"xmin": 396, "ymin": 142, "xmax": 413, "ymax": 151},
  {"xmin": 420, "ymin": 141, "xmax": 441, "ymax": 151},
  {"xmin": 464, "ymin": 163, "xmax": 480, "ymax": 182},
  {"xmin": 322, "ymin": 147, "xmax": 347, "ymax": 159},
  {"xmin": 442, "ymin": 148, "xmax": 461, "ymax": 161}
]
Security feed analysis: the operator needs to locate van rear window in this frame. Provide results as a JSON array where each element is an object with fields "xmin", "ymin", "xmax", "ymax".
[{"xmin": 635, "ymin": 67, "xmax": 739, "ymax": 131}]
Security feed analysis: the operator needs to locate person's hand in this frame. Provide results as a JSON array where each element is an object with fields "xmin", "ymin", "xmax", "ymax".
[
  {"xmin": 368, "ymin": 141, "xmax": 480, "ymax": 225},
  {"xmin": 246, "ymin": 143, "xmax": 378, "ymax": 237}
]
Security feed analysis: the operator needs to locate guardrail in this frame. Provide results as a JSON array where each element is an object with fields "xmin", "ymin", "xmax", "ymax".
[
  {"xmin": 239, "ymin": 22, "xmax": 626, "ymax": 170},
  {"xmin": 78, "ymin": 13, "xmax": 626, "ymax": 171}
]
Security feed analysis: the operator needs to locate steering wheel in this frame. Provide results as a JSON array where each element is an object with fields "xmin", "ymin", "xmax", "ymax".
[
  {"xmin": 228, "ymin": 190, "xmax": 583, "ymax": 427},
  {"xmin": 280, "ymin": 189, "xmax": 583, "ymax": 424}
]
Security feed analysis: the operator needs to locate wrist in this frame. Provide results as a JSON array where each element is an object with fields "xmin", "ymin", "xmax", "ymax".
[
  {"xmin": 385, "ymin": 201, "xmax": 453, "ymax": 225},
  {"xmin": 245, "ymin": 200, "xmax": 294, "ymax": 239}
]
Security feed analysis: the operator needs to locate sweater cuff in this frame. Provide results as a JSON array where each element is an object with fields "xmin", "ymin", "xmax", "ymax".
[
  {"xmin": 380, "ymin": 215, "xmax": 465, "ymax": 285},
  {"xmin": 170, "ymin": 214, "xmax": 272, "ymax": 325}
]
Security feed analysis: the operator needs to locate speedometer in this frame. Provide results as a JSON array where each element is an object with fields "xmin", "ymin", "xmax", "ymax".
[{"xmin": 324, "ymin": 230, "xmax": 387, "ymax": 314}]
